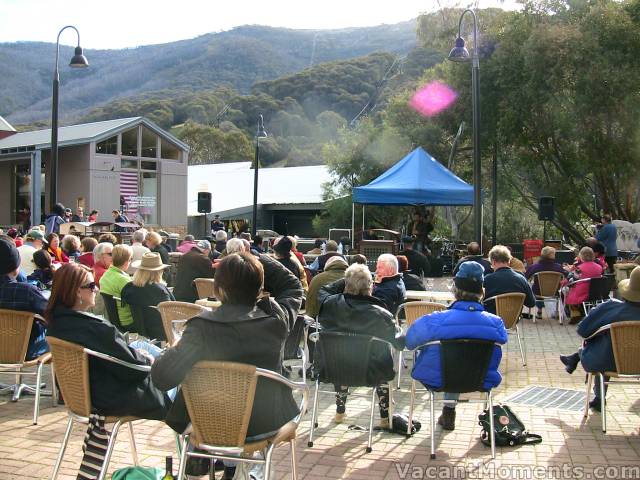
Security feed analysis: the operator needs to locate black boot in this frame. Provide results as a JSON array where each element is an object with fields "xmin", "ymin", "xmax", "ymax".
[
  {"xmin": 559, "ymin": 353, "xmax": 580, "ymax": 374},
  {"xmin": 437, "ymin": 406, "xmax": 456, "ymax": 431}
]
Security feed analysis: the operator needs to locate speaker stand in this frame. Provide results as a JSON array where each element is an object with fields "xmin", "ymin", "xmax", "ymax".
[{"xmin": 543, "ymin": 220, "xmax": 547, "ymax": 245}]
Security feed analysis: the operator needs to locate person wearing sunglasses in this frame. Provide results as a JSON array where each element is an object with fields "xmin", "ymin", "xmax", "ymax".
[{"xmin": 45, "ymin": 263, "xmax": 171, "ymax": 420}]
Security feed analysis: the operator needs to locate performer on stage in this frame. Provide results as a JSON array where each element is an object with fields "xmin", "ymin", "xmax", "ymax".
[{"xmin": 407, "ymin": 211, "xmax": 434, "ymax": 253}]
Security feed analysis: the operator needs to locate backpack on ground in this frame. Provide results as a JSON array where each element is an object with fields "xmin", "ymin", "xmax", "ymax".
[{"xmin": 478, "ymin": 404, "xmax": 542, "ymax": 447}]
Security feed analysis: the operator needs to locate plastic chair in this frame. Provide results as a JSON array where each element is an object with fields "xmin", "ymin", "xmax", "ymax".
[
  {"xmin": 395, "ymin": 301, "xmax": 446, "ymax": 389},
  {"xmin": 483, "ymin": 293, "xmax": 527, "ymax": 366},
  {"xmin": 583, "ymin": 321, "xmax": 640, "ymax": 433},
  {"xmin": 415, "ymin": 339, "xmax": 499, "ymax": 459},
  {"xmin": 47, "ymin": 337, "xmax": 149, "ymax": 480},
  {"xmin": 157, "ymin": 301, "xmax": 205, "ymax": 345},
  {"xmin": 531, "ymin": 271, "xmax": 563, "ymax": 323},
  {"xmin": 0, "ymin": 309, "xmax": 55, "ymax": 424},
  {"xmin": 582, "ymin": 277, "xmax": 613, "ymax": 315},
  {"xmin": 176, "ymin": 361, "xmax": 308, "ymax": 480},
  {"xmin": 100, "ymin": 293, "xmax": 126, "ymax": 332},
  {"xmin": 307, "ymin": 331, "xmax": 395, "ymax": 453},
  {"xmin": 193, "ymin": 278, "xmax": 216, "ymax": 300}
]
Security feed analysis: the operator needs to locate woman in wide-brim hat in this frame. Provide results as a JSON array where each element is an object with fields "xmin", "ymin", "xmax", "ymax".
[{"xmin": 121, "ymin": 252, "xmax": 174, "ymax": 340}]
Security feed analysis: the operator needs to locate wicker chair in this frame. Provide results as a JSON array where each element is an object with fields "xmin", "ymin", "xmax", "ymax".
[
  {"xmin": 483, "ymin": 293, "xmax": 527, "ymax": 366},
  {"xmin": 583, "ymin": 321, "xmax": 640, "ymax": 433},
  {"xmin": 0, "ymin": 309, "xmax": 55, "ymax": 425},
  {"xmin": 157, "ymin": 301, "xmax": 205, "ymax": 345},
  {"xmin": 396, "ymin": 301, "xmax": 446, "ymax": 389},
  {"xmin": 176, "ymin": 361, "xmax": 308, "ymax": 480},
  {"xmin": 531, "ymin": 271, "xmax": 563, "ymax": 323},
  {"xmin": 47, "ymin": 337, "xmax": 148, "ymax": 480},
  {"xmin": 193, "ymin": 278, "xmax": 216, "ymax": 300}
]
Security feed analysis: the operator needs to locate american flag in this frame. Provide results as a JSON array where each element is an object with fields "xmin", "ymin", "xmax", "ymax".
[{"xmin": 120, "ymin": 171, "xmax": 138, "ymax": 215}]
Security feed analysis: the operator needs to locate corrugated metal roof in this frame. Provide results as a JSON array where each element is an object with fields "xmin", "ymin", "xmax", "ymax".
[
  {"xmin": 0, "ymin": 117, "xmax": 188, "ymax": 152},
  {"xmin": 0, "ymin": 116, "xmax": 16, "ymax": 132},
  {"xmin": 187, "ymin": 163, "xmax": 332, "ymax": 216}
]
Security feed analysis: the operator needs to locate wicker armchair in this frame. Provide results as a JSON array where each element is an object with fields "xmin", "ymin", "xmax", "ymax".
[
  {"xmin": 0, "ymin": 309, "xmax": 54, "ymax": 424},
  {"xmin": 531, "ymin": 271, "xmax": 563, "ymax": 323},
  {"xmin": 176, "ymin": 361, "xmax": 308, "ymax": 480},
  {"xmin": 157, "ymin": 301, "xmax": 205, "ymax": 345},
  {"xmin": 47, "ymin": 337, "xmax": 149, "ymax": 480},
  {"xmin": 396, "ymin": 301, "xmax": 446, "ymax": 389},
  {"xmin": 193, "ymin": 278, "xmax": 216, "ymax": 300},
  {"xmin": 483, "ymin": 293, "xmax": 527, "ymax": 366},
  {"xmin": 583, "ymin": 321, "xmax": 640, "ymax": 433}
]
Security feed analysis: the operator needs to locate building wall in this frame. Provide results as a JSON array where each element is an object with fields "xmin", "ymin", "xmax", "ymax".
[
  {"xmin": 0, "ymin": 163, "xmax": 12, "ymax": 224},
  {"xmin": 89, "ymin": 148, "xmax": 120, "ymax": 219},
  {"xmin": 160, "ymin": 159, "xmax": 188, "ymax": 228},
  {"xmin": 58, "ymin": 145, "xmax": 91, "ymax": 211}
]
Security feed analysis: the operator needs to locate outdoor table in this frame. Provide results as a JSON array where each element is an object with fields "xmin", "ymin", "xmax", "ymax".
[
  {"xmin": 405, "ymin": 290, "xmax": 455, "ymax": 304},
  {"xmin": 614, "ymin": 262, "xmax": 636, "ymax": 283},
  {"xmin": 195, "ymin": 298, "xmax": 222, "ymax": 309}
]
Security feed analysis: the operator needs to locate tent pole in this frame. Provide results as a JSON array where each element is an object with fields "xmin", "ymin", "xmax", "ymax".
[
  {"xmin": 351, "ymin": 202, "xmax": 355, "ymax": 249},
  {"xmin": 362, "ymin": 205, "xmax": 365, "ymax": 239}
]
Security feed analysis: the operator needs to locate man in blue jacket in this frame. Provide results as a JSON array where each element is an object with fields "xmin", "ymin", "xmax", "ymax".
[
  {"xmin": 560, "ymin": 266, "xmax": 640, "ymax": 411},
  {"xmin": 595, "ymin": 214, "xmax": 618, "ymax": 273},
  {"xmin": 406, "ymin": 261, "xmax": 507, "ymax": 431}
]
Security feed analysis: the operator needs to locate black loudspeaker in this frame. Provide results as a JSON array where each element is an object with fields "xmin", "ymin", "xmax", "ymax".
[
  {"xmin": 538, "ymin": 196, "xmax": 555, "ymax": 221},
  {"xmin": 197, "ymin": 192, "xmax": 212, "ymax": 213}
]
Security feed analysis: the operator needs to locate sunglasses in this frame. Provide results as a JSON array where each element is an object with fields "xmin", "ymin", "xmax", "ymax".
[{"xmin": 80, "ymin": 282, "xmax": 98, "ymax": 291}]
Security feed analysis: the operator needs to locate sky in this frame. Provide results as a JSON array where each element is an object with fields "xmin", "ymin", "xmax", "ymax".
[{"xmin": 0, "ymin": 0, "xmax": 520, "ymax": 50}]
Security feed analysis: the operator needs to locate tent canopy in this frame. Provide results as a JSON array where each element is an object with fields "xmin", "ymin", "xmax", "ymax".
[{"xmin": 352, "ymin": 147, "xmax": 473, "ymax": 206}]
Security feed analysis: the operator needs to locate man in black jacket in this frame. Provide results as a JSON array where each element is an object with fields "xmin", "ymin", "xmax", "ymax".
[
  {"xmin": 453, "ymin": 242, "xmax": 493, "ymax": 276},
  {"xmin": 173, "ymin": 240, "xmax": 214, "ymax": 303},
  {"xmin": 318, "ymin": 264, "xmax": 405, "ymax": 428},
  {"xmin": 483, "ymin": 245, "xmax": 536, "ymax": 315},
  {"xmin": 399, "ymin": 236, "xmax": 430, "ymax": 277}
]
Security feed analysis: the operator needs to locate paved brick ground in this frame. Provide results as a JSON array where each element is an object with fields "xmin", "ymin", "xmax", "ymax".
[{"xmin": 2, "ymin": 285, "xmax": 639, "ymax": 479}]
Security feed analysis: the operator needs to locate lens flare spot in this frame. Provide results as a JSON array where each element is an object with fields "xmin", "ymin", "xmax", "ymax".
[{"xmin": 409, "ymin": 81, "xmax": 458, "ymax": 117}]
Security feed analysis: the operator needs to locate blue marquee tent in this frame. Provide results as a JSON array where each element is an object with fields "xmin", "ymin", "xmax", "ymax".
[{"xmin": 352, "ymin": 147, "xmax": 473, "ymax": 206}]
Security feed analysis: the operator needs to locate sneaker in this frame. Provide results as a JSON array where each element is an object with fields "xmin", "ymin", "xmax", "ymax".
[
  {"xmin": 335, "ymin": 412, "xmax": 346, "ymax": 424},
  {"xmin": 559, "ymin": 353, "xmax": 580, "ymax": 374},
  {"xmin": 437, "ymin": 407, "xmax": 456, "ymax": 431}
]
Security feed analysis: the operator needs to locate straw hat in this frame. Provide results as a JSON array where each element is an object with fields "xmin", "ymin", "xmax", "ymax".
[
  {"xmin": 130, "ymin": 252, "xmax": 168, "ymax": 271},
  {"xmin": 618, "ymin": 266, "xmax": 640, "ymax": 303}
]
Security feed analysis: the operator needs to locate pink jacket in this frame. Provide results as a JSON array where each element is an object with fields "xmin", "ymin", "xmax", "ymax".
[
  {"xmin": 565, "ymin": 261, "xmax": 604, "ymax": 305},
  {"xmin": 177, "ymin": 241, "xmax": 197, "ymax": 254}
]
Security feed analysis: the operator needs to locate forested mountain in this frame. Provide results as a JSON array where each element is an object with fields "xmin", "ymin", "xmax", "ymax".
[{"xmin": 1, "ymin": 21, "xmax": 417, "ymax": 125}]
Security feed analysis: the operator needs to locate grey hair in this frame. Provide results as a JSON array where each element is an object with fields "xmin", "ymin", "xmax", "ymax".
[
  {"xmin": 93, "ymin": 242, "xmax": 113, "ymax": 262},
  {"xmin": 184, "ymin": 234, "xmax": 195, "ymax": 242},
  {"xmin": 488, "ymin": 245, "xmax": 511, "ymax": 264},
  {"xmin": 62, "ymin": 234, "xmax": 80, "ymax": 252},
  {"xmin": 132, "ymin": 229, "xmax": 146, "ymax": 243},
  {"xmin": 376, "ymin": 253, "xmax": 399, "ymax": 274},
  {"xmin": 215, "ymin": 230, "xmax": 228, "ymax": 242},
  {"xmin": 344, "ymin": 263, "xmax": 373, "ymax": 296},
  {"xmin": 226, "ymin": 237, "xmax": 246, "ymax": 254},
  {"xmin": 452, "ymin": 285, "xmax": 483, "ymax": 303}
]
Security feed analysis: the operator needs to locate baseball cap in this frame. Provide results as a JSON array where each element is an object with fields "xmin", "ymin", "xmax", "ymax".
[
  {"xmin": 195, "ymin": 239, "xmax": 211, "ymax": 252},
  {"xmin": 454, "ymin": 261, "xmax": 484, "ymax": 294},
  {"xmin": 26, "ymin": 229, "xmax": 45, "ymax": 242}
]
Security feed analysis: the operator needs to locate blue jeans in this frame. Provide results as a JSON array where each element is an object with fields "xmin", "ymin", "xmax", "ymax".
[
  {"xmin": 129, "ymin": 340, "xmax": 177, "ymax": 400},
  {"xmin": 443, "ymin": 392, "xmax": 459, "ymax": 407}
]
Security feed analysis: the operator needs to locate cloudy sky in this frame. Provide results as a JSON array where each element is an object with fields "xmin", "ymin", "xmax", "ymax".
[{"xmin": 0, "ymin": 0, "xmax": 520, "ymax": 49}]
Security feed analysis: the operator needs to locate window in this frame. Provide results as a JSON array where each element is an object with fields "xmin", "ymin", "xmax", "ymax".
[
  {"xmin": 140, "ymin": 172, "xmax": 158, "ymax": 224},
  {"xmin": 122, "ymin": 127, "xmax": 138, "ymax": 157},
  {"xmin": 141, "ymin": 127, "xmax": 157, "ymax": 158},
  {"xmin": 141, "ymin": 161, "xmax": 157, "ymax": 171},
  {"xmin": 121, "ymin": 159, "xmax": 137, "ymax": 169},
  {"xmin": 96, "ymin": 135, "xmax": 117, "ymax": 155},
  {"xmin": 161, "ymin": 137, "xmax": 180, "ymax": 160}
]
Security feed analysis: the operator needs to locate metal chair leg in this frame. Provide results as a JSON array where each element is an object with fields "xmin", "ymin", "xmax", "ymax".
[
  {"xmin": 290, "ymin": 438, "xmax": 298, "ymax": 480},
  {"xmin": 584, "ymin": 373, "xmax": 593, "ymax": 418},
  {"xmin": 407, "ymin": 380, "xmax": 416, "ymax": 436},
  {"xmin": 488, "ymin": 391, "xmax": 496, "ymax": 459},
  {"xmin": 97, "ymin": 420, "xmax": 122, "ymax": 480},
  {"xmin": 515, "ymin": 325, "xmax": 527, "ymax": 367},
  {"xmin": 51, "ymin": 416, "xmax": 74, "ymax": 480},
  {"xmin": 307, "ymin": 378, "xmax": 320, "ymax": 447},
  {"xmin": 263, "ymin": 443, "xmax": 275, "ymax": 480},
  {"xmin": 366, "ymin": 387, "xmax": 375, "ymax": 453},
  {"xmin": 33, "ymin": 361, "xmax": 44, "ymax": 425},
  {"xmin": 176, "ymin": 434, "xmax": 190, "ymax": 480},
  {"xmin": 429, "ymin": 391, "xmax": 436, "ymax": 459},
  {"xmin": 396, "ymin": 350, "xmax": 403, "ymax": 389},
  {"xmin": 128, "ymin": 422, "xmax": 139, "ymax": 465},
  {"xmin": 599, "ymin": 373, "xmax": 607, "ymax": 433},
  {"xmin": 51, "ymin": 363, "xmax": 58, "ymax": 407}
]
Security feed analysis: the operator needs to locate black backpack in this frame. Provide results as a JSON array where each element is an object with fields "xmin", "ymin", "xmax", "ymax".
[{"xmin": 478, "ymin": 404, "xmax": 542, "ymax": 447}]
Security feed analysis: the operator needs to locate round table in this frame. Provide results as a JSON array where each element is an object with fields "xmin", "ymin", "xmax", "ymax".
[
  {"xmin": 195, "ymin": 298, "xmax": 222, "ymax": 309},
  {"xmin": 405, "ymin": 290, "xmax": 455, "ymax": 304}
]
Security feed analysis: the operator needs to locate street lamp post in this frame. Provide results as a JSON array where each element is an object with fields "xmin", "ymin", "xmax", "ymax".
[
  {"xmin": 448, "ymin": 10, "xmax": 482, "ymax": 250},
  {"xmin": 251, "ymin": 115, "xmax": 268, "ymax": 237},
  {"xmin": 51, "ymin": 25, "xmax": 89, "ymax": 210}
]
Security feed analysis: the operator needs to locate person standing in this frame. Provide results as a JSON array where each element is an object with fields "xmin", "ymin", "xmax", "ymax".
[
  {"xmin": 407, "ymin": 212, "xmax": 433, "ymax": 253},
  {"xmin": 596, "ymin": 214, "xmax": 618, "ymax": 273},
  {"xmin": 210, "ymin": 214, "xmax": 225, "ymax": 233},
  {"xmin": 71, "ymin": 207, "xmax": 85, "ymax": 222},
  {"xmin": 87, "ymin": 210, "xmax": 99, "ymax": 222},
  {"xmin": 45, "ymin": 203, "xmax": 66, "ymax": 235}
]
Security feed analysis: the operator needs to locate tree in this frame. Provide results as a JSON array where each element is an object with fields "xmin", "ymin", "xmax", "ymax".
[{"xmin": 178, "ymin": 121, "xmax": 252, "ymax": 165}]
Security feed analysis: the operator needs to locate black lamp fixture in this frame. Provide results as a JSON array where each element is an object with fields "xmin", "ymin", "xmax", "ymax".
[
  {"xmin": 50, "ymin": 25, "xmax": 89, "ymax": 210},
  {"xmin": 448, "ymin": 10, "xmax": 482, "ymax": 250},
  {"xmin": 251, "ymin": 115, "xmax": 268, "ymax": 237}
]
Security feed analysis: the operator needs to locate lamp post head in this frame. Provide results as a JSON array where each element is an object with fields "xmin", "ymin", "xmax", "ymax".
[
  {"xmin": 69, "ymin": 46, "xmax": 89, "ymax": 68},
  {"xmin": 256, "ymin": 114, "xmax": 268, "ymax": 138},
  {"xmin": 448, "ymin": 37, "xmax": 471, "ymax": 62}
]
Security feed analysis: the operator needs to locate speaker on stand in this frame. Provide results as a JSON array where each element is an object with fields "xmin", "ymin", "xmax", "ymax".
[
  {"xmin": 538, "ymin": 196, "xmax": 555, "ymax": 243},
  {"xmin": 198, "ymin": 192, "xmax": 212, "ymax": 238}
]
